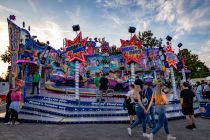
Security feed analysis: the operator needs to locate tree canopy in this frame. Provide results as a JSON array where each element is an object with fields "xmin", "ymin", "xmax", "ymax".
[
  {"xmin": 0, "ymin": 46, "xmax": 11, "ymax": 64},
  {"xmin": 177, "ymin": 48, "xmax": 210, "ymax": 78},
  {"xmin": 137, "ymin": 30, "xmax": 162, "ymax": 48}
]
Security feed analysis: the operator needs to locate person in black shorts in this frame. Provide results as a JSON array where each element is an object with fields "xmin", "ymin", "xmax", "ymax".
[
  {"xmin": 180, "ymin": 82, "xmax": 196, "ymax": 130},
  {"xmin": 126, "ymin": 84, "xmax": 136, "ymax": 124}
]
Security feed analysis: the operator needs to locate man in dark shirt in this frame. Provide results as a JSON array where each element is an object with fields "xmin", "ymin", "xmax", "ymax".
[
  {"xmin": 134, "ymin": 76, "xmax": 144, "ymax": 89},
  {"xmin": 99, "ymin": 73, "xmax": 109, "ymax": 101},
  {"xmin": 180, "ymin": 82, "xmax": 196, "ymax": 130}
]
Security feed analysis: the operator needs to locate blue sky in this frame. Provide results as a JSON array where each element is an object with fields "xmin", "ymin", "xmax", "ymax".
[{"xmin": 0, "ymin": 0, "xmax": 210, "ymax": 76}]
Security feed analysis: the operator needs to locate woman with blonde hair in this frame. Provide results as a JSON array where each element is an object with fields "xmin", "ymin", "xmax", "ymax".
[
  {"xmin": 127, "ymin": 84, "xmax": 148, "ymax": 137},
  {"xmin": 146, "ymin": 81, "xmax": 176, "ymax": 140}
]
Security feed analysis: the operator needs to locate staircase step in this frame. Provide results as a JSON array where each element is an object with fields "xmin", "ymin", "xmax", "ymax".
[{"xmin": 26, "ymin": 95, "xmax": 124, "ymax": 107}]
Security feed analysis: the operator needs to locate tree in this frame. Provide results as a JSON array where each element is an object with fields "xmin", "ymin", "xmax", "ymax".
[
  {"xmin": 0, "ymin": 46, "xmax": 11, "ymax": 64},
  {"xmin": 177, "ymin": 49, "xmax": 210, "ymax": 78},
  {"xmin": 0, "ymin": 46, "xmax": 11, "ymax": 81},
  {"xmin": 137, "ymin": 30, "xmax": 162, "ymax": 48}
]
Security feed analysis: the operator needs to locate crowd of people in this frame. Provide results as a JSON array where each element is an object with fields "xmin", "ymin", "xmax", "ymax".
[{"xmin": 124, "ymin": 76, "xmax": 205, "ymax": 140}]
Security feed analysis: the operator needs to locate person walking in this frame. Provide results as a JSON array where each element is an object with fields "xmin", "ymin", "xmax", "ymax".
[
  {"xmin": 31, "ymin": 71, "xmax": 41, "ymax": 95},
  {"xmin": 125, "ymin": 84, "xmax": 136, "ymax": 125},
  {"xmin": 180, "ymin": 82, "xmax": 196, "ymax": 130},
  {"xmin": 203, "ymin": 82, "xmax": 210, "ymax": 98},
  {"xmin": 4, "ymin": 87, "xmax": 12, "ymax": 123},
  {"xmin": 195, "ymin": 81, "xmax": 202, "ymax": 102},
  {"xmin": 146, "ymin": 81, "xmax": 176, "ymax": 140},
  {"xmin": 142, "ymin": 83, "xmax": 156, "ymax": 129},
  {"xmin": 9, "ymin": 86, "xmax": 22, "ymax": 125},
  {"xmin": 94, "ymin": 73, "xmax": 101, "ymax": 102},
  {"xmin": 134, "ymin": 76, "xmax": 144, "ymax": 89},
  {"xmin": 127, "ymin": 85, "xmax": 148, "ymax": 137}
]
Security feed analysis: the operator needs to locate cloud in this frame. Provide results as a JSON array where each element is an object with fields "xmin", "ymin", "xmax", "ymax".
[
  {"xmin": 57, "ymin": 0, "xmax": 63, "ymax": 3},
  {"xmin": 96, "ymin": 0, "xmax": 131, "ymax": 8},
  {"xmin": 0, "ymin": 4, "xmax": 20, "ymax": 14},
  {"xmin": 194, "ymin": 40, "xmax": 210, "ymax": 68},
  {"xmin": 27, "ymin": 0, "xmax": 37, "ymax": 13},
  {"xmin": 30, "ymin": 20, "xmax": 71, "ymax": 49}
]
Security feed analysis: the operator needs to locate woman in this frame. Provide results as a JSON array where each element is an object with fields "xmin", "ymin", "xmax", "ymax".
[
  {"xmin": 195, "ymin": 81, "xmax": 202, "ymax": 102},
  {"xmin": 9, "ymin": 86, "xmax": 22, "ymax": 125},
  {"xmin": 146, "ymin": 81, "xmax": 176, "ymax": 140},
  {"xmin": 127, "ymin": 84, "xmax": 148, "ymax": 137},
  {"xmin": 125, "ymin": 84, "xmax": 136, "ymax": 124}
]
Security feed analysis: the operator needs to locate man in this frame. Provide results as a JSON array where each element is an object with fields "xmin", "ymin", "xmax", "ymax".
[
  {"xmin": 203, "ymin": 82, "xmax": 210, "ymax": 98},
  {"xmin": 180, "ymin": 82, "xmax": 196, "ymax": 130},
  {"xmin": 99, "ymin": 73, "xmax": 109, "ymax": 101},
  {"xmin": 94, "ymin": 73, "xmax": 101, "ymax": 102},
  {"xmin": 142, "ymin": 83, "xmax": 156, "ymax": 129},
  {"xmin": 31, "ymin": 71, "xmax": 41, "ymax": 95},
  {"xmin": 134, "ymin": 76, "xmax": 144, "ymax": 89}
]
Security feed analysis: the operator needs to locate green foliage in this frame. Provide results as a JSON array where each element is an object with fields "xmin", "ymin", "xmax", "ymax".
[
  {"xmin": 177, "ymin": 49, "xmax": 210, "ymax": 78},
  {"xmin": 138, "ymin": 30, "xmax": 162, "ymax": 48},
  {"xmin": 0, "ymin": 46, "xmax": 11, "ymax": 64}
]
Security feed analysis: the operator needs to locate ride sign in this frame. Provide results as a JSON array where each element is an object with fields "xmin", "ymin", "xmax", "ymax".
[
  {"xmin": 65, "ymin": 32, "xmax": 88, "ymax": 62},
  {"xmin": 120, "ymin": 35, "xmax": 143, "ymax": 65}
]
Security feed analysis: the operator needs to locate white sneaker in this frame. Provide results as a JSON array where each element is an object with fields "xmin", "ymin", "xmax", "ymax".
[
  {"xmin": 143, "ymin": 133, "xmax": 150, "ymax": 137},
  {"xmin": 14, "ymin": 121, "xmax": 20, "ymax": 125},
  {"xmin": 127, "ymin": 128, "xmax": 132, "ymax": 136},
  {"xmin": 167, "ymin": 134, "xmax": 176, "ymax": 140},
  {"xmin": 146, "ymin": 133, "xmax": 153, "ymax": 140},
  {"xmin": 4, "ymin": 121, "xmax": 12, "ymax": 125}
]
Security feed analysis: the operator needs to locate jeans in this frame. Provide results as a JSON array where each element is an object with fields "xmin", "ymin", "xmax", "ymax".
[
  {"xmin": 152, "ymin": 105, "xmax": 169, "ymax": 135},
  {"xmin": 32, "ymin": 82, "xmax": 39, "ymax": 94},
  {"xmin": 146, "ymin": 104, "xmax": 156, "ymax": 128},
  {"xmin": 4, "ymin": 104, "xmax": 11, "ymax": 123},
  {"xmin": 10, "ymin": 109, "xmax": 18, "ymax": 123},
  {"xmin": 131, "ymin": 104, "xmax": 147, "ymax": 133}
]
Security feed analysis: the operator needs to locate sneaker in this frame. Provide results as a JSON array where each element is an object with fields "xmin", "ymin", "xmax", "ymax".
[
  {"xmin": 192, "ymin": 123, "xmax": 196, "ymax": 129},
  {"xmin": 143, "ymin": 133, "xmax": 150, "ymax": 137},
  {"xmin": 14, "ymin": 121, "xmax": 20, "ymax": 125},
  {"xmin": 127, "ymin": 128, "xmax": 132, "ymax": 136},
  {"xmin": 167, "ymin": 134, "xmax": 176, "ymax": 140},
  {"xmin": 146, "ymin": 133, "xmax": 153, "ymax": 140},
  {"xmin": 4, "ymin": 121, "xmax": 12, "ymax": 125},
  {"xmin": 185, "ymin": 125, "xmax": 193, "ymax": 130}
]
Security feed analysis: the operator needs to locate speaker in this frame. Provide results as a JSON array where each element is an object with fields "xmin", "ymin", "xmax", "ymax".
[
  {"xmin": 128, "ymin": 26, "xmax": 136, "ymax": 33},
  {"xmin": 72, "ymin": 25, "xmax": 80, "ymax": 32},
  {"xmin": 166, "ymin": 35, "xmax": 172, "ymax": 42},
  {"xmin": 178, "ymin": 43, "xmax": 183, "ymax": 48}
]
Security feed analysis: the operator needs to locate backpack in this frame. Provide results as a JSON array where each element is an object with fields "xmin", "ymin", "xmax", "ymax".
[{"xmin": 142, "ymin": 89, "xmax": 149, "ymax": 106}]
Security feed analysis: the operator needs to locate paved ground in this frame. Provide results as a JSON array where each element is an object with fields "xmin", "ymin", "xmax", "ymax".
[{"xmin": 0, "ymin": 117, "xmax": 209, "ymax": 140}]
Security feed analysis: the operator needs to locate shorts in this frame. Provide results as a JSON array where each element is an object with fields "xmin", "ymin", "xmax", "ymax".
[
  {"xmin": 128, "ymin": 103, "xmax": 136, "ymax": 115},
  {"xmin": 182, "ymin": 106, "xmax": 194, "ymax": 115}
]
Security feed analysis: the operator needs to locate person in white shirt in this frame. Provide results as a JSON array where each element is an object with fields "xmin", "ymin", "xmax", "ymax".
[
  {"xmin": 126, "ymin": 84, "xmax": 136, "ymax": 124},
  {"xmin": 195, "ymin": 81, "xmax": 202, "ymax": 102},
  {"xmin": 203, "ymin": 82, "xmax": 210, "ymax": 98}
]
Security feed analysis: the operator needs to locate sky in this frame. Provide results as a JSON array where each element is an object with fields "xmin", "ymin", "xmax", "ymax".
[{"xmin": 0, "ymin": 0, "xmax": 210, "ymax": 77}]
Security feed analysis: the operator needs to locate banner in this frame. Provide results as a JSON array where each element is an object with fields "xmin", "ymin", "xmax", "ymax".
[
  {"xmin": 120, "ymin": 35, "xmax": 143, "ymax": 65},
  {"xmin": 65, "ymin": 32, "xmax": 88, "ymax": 62}
]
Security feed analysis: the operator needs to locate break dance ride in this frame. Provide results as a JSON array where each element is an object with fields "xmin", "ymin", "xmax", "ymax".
[{"xmin": 0, "ymin": 16, "xmax": 200, "ymax": 124}]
